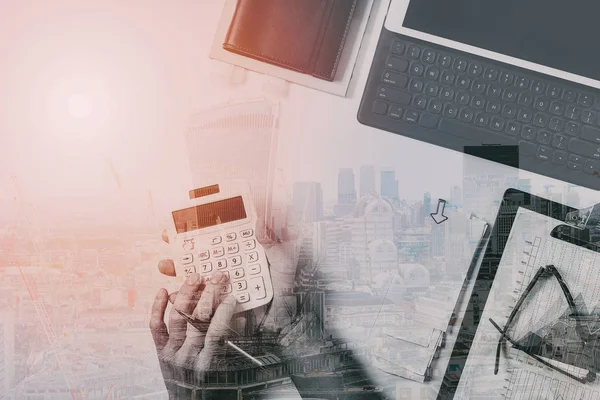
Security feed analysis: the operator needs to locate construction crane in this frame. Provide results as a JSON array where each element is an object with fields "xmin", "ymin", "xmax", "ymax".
[{"xmin": 9, "ymin": 175, "xmax": 83, "ymax": 399}]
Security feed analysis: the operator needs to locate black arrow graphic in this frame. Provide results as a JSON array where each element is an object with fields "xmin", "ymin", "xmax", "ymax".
[{"xmin": 430, "ymin": 199, "xmax": 449, "ymax": 224}]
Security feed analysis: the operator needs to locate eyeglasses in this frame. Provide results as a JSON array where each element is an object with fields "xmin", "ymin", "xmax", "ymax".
[{"xmin": 489, "ymin": 264, "xmax": 598, "ymax": 384}]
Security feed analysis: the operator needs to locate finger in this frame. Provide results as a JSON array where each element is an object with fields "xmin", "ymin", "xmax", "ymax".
[
  {"xmin": 168, "ymin": 291, "xmax": 178, "ymax": 304},
  {"xmin": 149, "ymin": 288, "xmax": 169, "ymax": 352},
  {"xmin": 196, "ymin": 295, "xmax": 238, "ymax": 370},
  {"xmin": 232, "ymin": 317, "xmax": 246, "ymax": 334},
  {"xmin": 158, "ymin": 259, "xmax": 176, "ymax": 277},
  {"xmin": 165, "ymin": 273, "xmax": 204, "ymax": 353}
]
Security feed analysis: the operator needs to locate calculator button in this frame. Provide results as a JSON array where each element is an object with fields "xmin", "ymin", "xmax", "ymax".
[
  {"xmin": 183, "ymin": 266, "xmax": 197, "ymax": 276},
  {"xmin": 249, "ymin": 277, "xmax": 267, "ymax": 300},
  {"xmin": 222, "ymin": 284, "xmax": 232, "ymax": 294},
  {"xmin": 249, "ymin": 265, "xmax": 261, "ymax": 275},
  {"xmin": 240, "ymin": 229, "xmax": 253, "ymax": 238},
  {"xmin": 211, "ymin": 236, "xmax": 222, "ymax": 245},
  {"xmin": 182, "ymin": 254, "xmax": 193, "ymax": 264},
  {"xmin": 246, "ymin": 252, "xmax": 259, "ymax": 264},
  {"xmin": 216, "ymin": 259, "xmax": 227, "ymax": 269},
  {"xmin": 200, "ymin": 262, "xmax": 213, "ymax": 274},
  {"xmin": 234, "ymin": 280, "xmax": 247, "ymax": 291},
  {"xmin": 211, "ymin": 247, "xmax": 225, "ymax": 258},
  {"xmin": 198, "ymin": 250, "xmax": 210, "ymax": 261},
  {"xmin": 226, "ymin": 243, "xmax": 240, "ymax": 254},
  {"xmin": 235, "ymin": 292, "xmax": 250, "ymax": 303},
  {"xmin": 225, "ymin": 233, "xmax": 237, "ymax": 241},
  {"xmin": 243, "ymin": 239, "xmax": 256, "ymax": 250},
  {"xmin": 229, "ymin": 256, "xmax": 242, "ymax": 267},
  {"xmin": 232, "ymin": 268, "xmax": 245, "ymax": 280}
]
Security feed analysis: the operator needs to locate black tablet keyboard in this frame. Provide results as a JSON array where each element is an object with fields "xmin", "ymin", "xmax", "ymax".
[{"xmin": 358, "ymin": 29, "xmax": 600, "ymax": 191}]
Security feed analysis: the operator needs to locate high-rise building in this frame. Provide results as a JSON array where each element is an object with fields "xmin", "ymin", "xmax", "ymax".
[
  {"xmin": 292, "ymin": 182, "xmax": 323, "ymax": 222},
  {"xmin": 359, "ymin": 165, "xmax": 376, "ymax": 196},
  {"xmin": 0, "ymin": 311, "xmax": 15, "ymax": 394},
  {"xmin": 423, "ymin": 192, "xmax": 432, "ymax": 220},
  {"xmin": 335, "ymin": 168, "xmax": 356, "ymax": 217},
  {"xmin": 380, "ymin": 168, "xmax": 398, "ymax": 200}
]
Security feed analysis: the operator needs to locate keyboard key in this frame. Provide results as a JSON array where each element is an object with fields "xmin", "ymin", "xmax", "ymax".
[
  {"xmin": 565, "ymin": 121, "xmax": 580, "ymax": 136},
  {"xmin": 484, "ymin": 68, "xmax": 499, "ymax": 81},
  {"xmin": 235, "ymin": 292, "xmax": 250, "ymax": 303},
  {"xmin": 249, "ymin": 265, "xmax": 261, "ymax": 275},
  {"xmin": 439, "ymin": 118, "xmax": 516, "ymax": 145},
  {"xmin": 441, "ymin": 70, "xmax": 455, "ymax": 85},
  {"xmin": 582, "ymin": 110, "xmax": 596, "ymax": 125},
  {"xmin": 440, "ymin": 87, "xmax": 455, "ymax": 101},
  {"xmin": 216, "ymin": 259, "xmax": 227, "ymax": 269},
  {"xmin": 475, "ymin": 113, "xmax": 490, "ymax": 127},
  {"xmin": 211, "ymin": 236, "xmax": 222, "ymax": 245},
  {"xmin": 425, "ymin": 67, "xmax": 440, "ymax": 80},
  {"xmin": 549, "ymin": 102, "xmax": 565, "ymax": 116},
  {"xmin": 391, "ymin": 41, "xmax": 406, "ymax": 55},
  {"xmin": 234, "ymin": 280, "xmax": 247, "ymax": 291},
  {"xmin": 211, "ymin": 247, "xmax": 225, "ymax": 258},
  {"xmin": 487, "ymin": 83, "xmax": 502, "ymax": 98},
  {"xmin": 459, "ymin": 108, "xmax": 474, "ymax": 123},
  {"xmin": 182, "ymin": 254, "xmax": 193, "ymax": 264},
  {"xmin": 457, "ymin": 92, "xmax": 470, "ymax": 106},
  {"xmin": 533, "ymin": 113, "xmax": 549, "ymax": 128},
  {"xmin": 424, "ymin": 82, "xmax": 439, "ymax": 96},
  {"xmin": 240, "ymin": 229, "xmax": 253, "ymax": 238},
  {"xmin": 453, "ymin": 58, "xmax": 468, "ymax": 73},
  {"xmin": 198, "ymin": 250, "xmax": 210, "ymax": 261},
  {"xmin": 487, "ymin": 101, "xmax": 501, "ymax": 114},
  {"xmin": 404, "ymin": 110, "xmax": 419, "ymax": 123},
  {"xmin": 532, "ymin": 81, "xmax": 546, "ymax": 94},
  {"xmin": 414, "ymin": 96, "xmax": 427, "ymax": 109},
  {"xmin": 519, "ymin": 141, "xmax": 537, "ymax": 156},
  {"xmin": 515, "ymin": 76, "xmax": 530, "ymax": 89},
  {"xmin": 506, "ymin": 121, "xmax": 520, "ymax": 135},
  {"xmin": 502, "ymin": 88, "xmax": 518, "ymax": 103},
  {"xmin": 585, "ymin": 159, "xmax": 599, "ymax": 174},
  {"xmin": 568, "ymin": 161, "xmax": 582, "ymax": 171},
  {"xmin": 409, "ymin": 80, "xmax": 424, "ymax": 93},
  {"xmin": 533, "ymin": 97, "xmax": 549, "ymax": 111},
  {"xmin": 246, "ymin": 251, "xmax": 259, "ymax": 263},
  {"xmin": 249, "ymin": 276, "xmax": 267, "ymax": 300},
  {"xmin": 569, "ymin": 138, "xmax": 600, "ymax": 159},
  {"xmin": 386, "ymin": 56, "xmax": 409, "ymax": 72},
  {"xmin": 491, "ymin": 117, "xmax": 505, "ymax": 131},
  {"xmin": 552, "ymin": 134, "xmax": 568, "ymax": 150},
  {"xmin": 472, "ymin": 80, "xmax": 486, "ymax": 94},
  {"xmin": 548, "ymin": 117, "xmax": 564, "ymax": 132},
  {"xmin": 225, "ymin": 233, "xmax": 237, "ymax": 241},
  {"xmin": 570, "ymin": 154, "xmax": 584, "ymax": 164},
  {"xmin": 232, "ymin": 268, "xmax": 245, "ymax": 280},
  {"xmin": 382, "ymin": 71, "xmax": 408, "ymax": 88},
  {"xmin": 201, "ymin": 262, "xmax": 213, "ymax": 273},
  {"xmin": 229, "ymin": 255, "xmax": 242, "ymax": 266},
  {"xmin": 420, "ymin": 114, "xmax": 439, "ymax": 128},
  {"xmin": 518, "ymin": 92, "xmax": 534, "ymax": 107},
  {"xmin": 410, "ymin": 63, "xmax": 424, "ymax": 76},
  {"xmin": 521, "ymin": 126, "xmax": 535, "ymax": 140},
  {"xmin": 443, "ymin": 104, "xmax": 458, "ymax": 119},
  {"xmin": 456, "ymin": 75, "xmax": 471, "ymax": 89},
  {"xmin": 563, "ymin": 89, "xmax": 577, "ymax": 103},
  {"xmin": 582, "ymin": 125, "xmax": 600, "ymax": 143},
  {"xmin": 565, "ymin": 105, "xmax": 581, "ymax": 120},
  {"xmin": 537, "ymin": 146, "xmax": 552, "ymax": 161},
  {"xmin": 467, "ymin": 62, "xmax": 483, "ymax": 78},
  {"xmin": 407, "ymin": 45, "xmax": 421, "ymax": 59},
  {"xmin": 471, "ymin": 96, "xmax": 485, "ymax": 110},
  {"xmin": 547, "ymin": 84, "xmax": 561, "ymax": 99},
  {"xmin": 500, "ymin": 71, "xmax": 514, "ymax": 85},
  {"xmin": 226, "ymin": 243, "xmax": 239, "ymax": 254},
  {"xmin": 372, "ymin": 101, "xmax": 388, "ymax": 115},
  {"xmin": 388, "ymin": 106, "xmax": 403, "ymax": 119},
  {"xmin": 579, "ymin": 93, "xmax": 594, "ymax": 107},
  {"xmin": 536, "ymin": 131, "xmax": 551, "ymax": 145},
  {"xmin": 502, "ymin": 104, "xmax": 517, "ymax": 119},
  {"xmin": 553, "ymin": 151, "xmax": 567, "ymax": 166},
  {"xmin": 422, "ymin": 49, "xmax": 436, "ymax": 64},
  {"xmin": 438, "ymin": 55, "xmax": 452, "ymax": 68},
  {"xmin": 378, "ymin": 86, "xmax": 412, "ymax": 104},
  {"xmin": 517, "ymin": 109, "xmax": 533, "ymax": 123},
  {"xmin": 427, "ymin": 99, "xmax": 443, "ymax": 114}
]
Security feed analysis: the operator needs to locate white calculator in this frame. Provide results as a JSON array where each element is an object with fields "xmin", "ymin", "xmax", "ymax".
[{"xmin": 170, "ymin": 182, "xmax": 274, "ymax": 312}]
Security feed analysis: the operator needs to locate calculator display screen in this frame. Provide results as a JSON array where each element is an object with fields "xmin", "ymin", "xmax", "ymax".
[
  {"xmin": 403, "ymin": 0, "xmax": 600, "ymax": 82},
  {"xmin": 173, "ymin": 196, "xmax": 247, "ymax": 233}
]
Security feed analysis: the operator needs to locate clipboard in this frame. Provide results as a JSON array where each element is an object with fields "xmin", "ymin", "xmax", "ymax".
[{"xmin": 438, "ymin": 188, "xmax": 600, "ymax": 400}]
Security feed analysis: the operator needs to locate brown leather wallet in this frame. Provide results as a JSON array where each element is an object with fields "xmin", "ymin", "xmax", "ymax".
[{"xmin": 223, "ymin": 0, "xmax": 358, "ymax": 82}]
